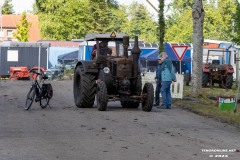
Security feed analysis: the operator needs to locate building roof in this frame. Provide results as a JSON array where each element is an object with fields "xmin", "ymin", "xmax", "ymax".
[
  {"xmin": 2, "ymin": 14, "xmax": 41, "ymax": 42},
  {"xmin": 84, "ymin": 33, "xmax": 127, "ymax": 41},
  {"xmin": 38, "ymin": 40, "xmax": 82, "ymax": 47}
]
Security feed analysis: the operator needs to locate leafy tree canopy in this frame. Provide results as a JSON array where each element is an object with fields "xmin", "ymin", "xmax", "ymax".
[
  {"xmin": 34, "ymin": 0, "xmax": 158, "ymax": 42},
  {"xmin": 166, "ymin": 0, "xmax": 237, "ymax": 43},
  {"xmin": 2, "ymin": 0, "xmax": 14, "ymax": 14},
  {"xmin": 13, "ymin": 12, "xmax": 32, "ymax": 42}
]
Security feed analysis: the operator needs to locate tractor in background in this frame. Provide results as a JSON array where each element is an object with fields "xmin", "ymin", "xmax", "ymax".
[
  {"xmin": 10, "ymin": 66, "xmax": 45, "ymax": 80},
  {"xmin": 202, "ymin": 49, "xmax": 234, "ymax": 89}
]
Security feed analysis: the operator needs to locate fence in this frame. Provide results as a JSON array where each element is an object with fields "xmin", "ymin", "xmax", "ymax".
[{"xmin": 142, "ymin": 72, "xmax": 184, "ymax": 99}]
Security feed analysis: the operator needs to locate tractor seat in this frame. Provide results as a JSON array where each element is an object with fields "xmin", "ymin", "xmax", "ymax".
[{"xmin": 212, "ymin": 60, "xmax": 220, "ymax": 65}]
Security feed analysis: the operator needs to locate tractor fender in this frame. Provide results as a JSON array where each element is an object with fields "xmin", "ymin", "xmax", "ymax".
[
  {"xmin": 225, "ymin": 64, "xmax": 234, "ymax": 73},
  {"xmin": 202, "ymin": 63, "xmax": 210, "ymax": 72},
  {"xmin": 31, "ymin": 66, "xmax": 46, "ymax": 73},
  {"xmin": 74, "ymin": 60, "xmax": 98, "ymax": 73}
]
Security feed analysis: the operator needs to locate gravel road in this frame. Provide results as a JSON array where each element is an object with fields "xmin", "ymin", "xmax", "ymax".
[{"xmin": 0, "ymin": 80, "xmax": 239, "ymax": 160}]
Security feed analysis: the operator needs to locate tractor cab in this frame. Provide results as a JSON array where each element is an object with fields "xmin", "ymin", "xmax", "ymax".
[{"xmin": 84, "ymin": 32, "xmax": 129, "ymax": 61}]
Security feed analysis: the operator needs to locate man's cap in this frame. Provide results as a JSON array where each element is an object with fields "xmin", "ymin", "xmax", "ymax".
[{"xmin": 159, "ymin": 51, "xmax": 167, "ymax": 56}]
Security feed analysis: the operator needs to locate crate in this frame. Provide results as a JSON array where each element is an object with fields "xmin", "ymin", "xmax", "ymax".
[{"xmin": 217, "ymin": 97, "xmax": 235, "ymax": 111}]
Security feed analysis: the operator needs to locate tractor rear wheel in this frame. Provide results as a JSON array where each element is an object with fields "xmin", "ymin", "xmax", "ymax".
[
  {"xmin": 226, "ymin": 73, "xmax": 233, "ymax": 89},
  {"xmin": 202, "ymin": 72, "xmax": 209, "ymax": 87},
  {"xmin": 73, "ymin": 65, "xmax": 96, "ymax": 108},
  {"xmin": 96, "ymin": 81, "xmax": 108, "ymax": 111},
  {"xmin": 142, "ymin": 83, "xmax": 154, "ymax": 112}
]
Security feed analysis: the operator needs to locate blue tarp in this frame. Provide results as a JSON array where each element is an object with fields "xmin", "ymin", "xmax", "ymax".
[
  {"xmin": 140, "ymin": 43, "xmax": 191, "ymax": 62},
  {"xmin": 48, "ymin": 47, "xmax": 78, "ymax": 68},
  {"xmin": 58, "ymin": 50, "xmax": 78, "ymax": 63}
]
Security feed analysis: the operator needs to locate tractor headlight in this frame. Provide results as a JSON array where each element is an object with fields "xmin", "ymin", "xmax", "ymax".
[{"xmin": 103, "ymin": 67, "xmax": 110, "ymax": 74}]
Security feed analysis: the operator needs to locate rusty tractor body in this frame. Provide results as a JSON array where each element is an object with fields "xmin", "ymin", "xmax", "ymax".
[
  {"xmin": 202, "ymin": 50, "xmax": 234, "ymax": 89},
  {"xmin": 73, "ymin": 33, "xmax": 154, "ymax": 111},
  {"xmin": 10, "ymin": 66, "xmax": 45, "ymax": 80}
]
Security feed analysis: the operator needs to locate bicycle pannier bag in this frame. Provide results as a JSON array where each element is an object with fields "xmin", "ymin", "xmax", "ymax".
[
  {"xmin": 46, "ymin": 83, "xmax": 53, "ymax": 98},
  {"xmin": 42, "ymin": 83, "xmax": 53, "ymax": 99}
]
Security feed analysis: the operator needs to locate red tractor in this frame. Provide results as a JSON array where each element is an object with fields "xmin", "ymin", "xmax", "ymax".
[
  {"xmin": 10, "ymin": 66, "xmax": 45, "ymax": 80},
  {"xmin": 202, "ymin": 50, "xmax": 234, "ymax": 89}
]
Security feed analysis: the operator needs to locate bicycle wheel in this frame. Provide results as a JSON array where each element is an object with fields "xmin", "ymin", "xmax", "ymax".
[
  {"xmin": 25, "ymin": 87, "xmax": 36, "ymax": 110},
  {"xmin": 40, "ymin": 97, "xmax": 50, "ymax": 109}
]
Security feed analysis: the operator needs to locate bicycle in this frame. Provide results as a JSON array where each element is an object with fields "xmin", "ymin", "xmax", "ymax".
[{"xmin": 25, "ymin": 70, "xmax": 53, "ymax": 110}]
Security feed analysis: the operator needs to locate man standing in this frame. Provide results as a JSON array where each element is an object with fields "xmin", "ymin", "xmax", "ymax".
[
  {"xmin": 159, "ymin": 52, "xmax": 176, "ymax": 109},
  {"xmin": 154, "ymin": 55, "xmax": 162, "ymax": 107}
]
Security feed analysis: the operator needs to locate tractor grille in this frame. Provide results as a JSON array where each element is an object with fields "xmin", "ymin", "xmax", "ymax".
[{"xmin": 112, "ymin": 58, "xmax": 133, "ymax": 79}]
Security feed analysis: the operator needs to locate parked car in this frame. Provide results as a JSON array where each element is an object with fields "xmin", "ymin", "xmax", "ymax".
[{"xmin": 46, "ymin": 67, "xmax": 64, "ymax": 80}]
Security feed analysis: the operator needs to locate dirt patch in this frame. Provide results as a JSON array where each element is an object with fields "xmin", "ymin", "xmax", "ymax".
[{"xmin": 0, "ymin": 80, "xmax": 240, "ymax": 160}]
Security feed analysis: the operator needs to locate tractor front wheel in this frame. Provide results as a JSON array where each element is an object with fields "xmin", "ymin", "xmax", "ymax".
[
  {"xmin": 142, "ymin": 83, "xmax": 154, "ymax": 112},
  {"xmin": 96, "ymin": 81, "xmax": 108, "ymax": 111},
  {"xmin": 202, "ymin": 72, "xmax": 209, "ymax": 87},
  {"xmin": 226, "ymin": 73, "xmax": 233, "ymax": 89}
]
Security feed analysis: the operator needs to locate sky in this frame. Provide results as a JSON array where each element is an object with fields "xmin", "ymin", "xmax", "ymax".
[{"xmin": 6, "ymin": 0, "xmax": 170, "ymax": 16}]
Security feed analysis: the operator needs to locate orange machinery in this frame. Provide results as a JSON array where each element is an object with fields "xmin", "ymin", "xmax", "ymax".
[{"xmin": 10, "ymin": 66, "xmax": 45, "ymax": 80}]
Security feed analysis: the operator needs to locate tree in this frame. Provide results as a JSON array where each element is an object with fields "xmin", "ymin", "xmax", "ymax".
[
  {"xmin": 191, "ymin": 0, "xmax": 205, "ymax": 97},
  {"xmin": 35, "ymin": 0, "xmax": 157, "ymax": 42},
  {"xmin": 165, "ymin": 9, "xmax": 193, "ymax": 43},
  {"xmin": 166, "ymin": 0, "xmax": 237, "ymax": 43},
  {"xmin": 35, "ymin": 0, "xmax": 120, "ymax": 40},
  {"xmin": 121, "ymin": 2, "xmax": 157, "ymax": 43},
  {"xmin": 110, "ymin": 5, "xmax": 128, "ymax": 33},
  {"xmin": 159, "ymin": 0, "xmax": 165, "ymax": 52},
  {"xmin": 13, "ymin": 12, "xmax": 32, "ymax": 42},
  {"xmin": 2, "ymin": 0, "xmax": 14, "ymax": 14},
  {"xmin": 36, "ymin": 0, "xmax": 93, "ymax": 40},
  {"xmin": 88, "ymin": 0, "xmax": 113, "ymax": 33},
  {"xmin": 233, "ymin": 2, "xmax": 240, "ymax": 45}
]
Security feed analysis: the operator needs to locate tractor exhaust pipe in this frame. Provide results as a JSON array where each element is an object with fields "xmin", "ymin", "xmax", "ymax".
[
  {"xmin": 123, "ymin": 36, "xmax": 129, "ymax": 58},
  {"xmin": 131, "ymin": 36, "xmax": 141, "ymax": 62}
]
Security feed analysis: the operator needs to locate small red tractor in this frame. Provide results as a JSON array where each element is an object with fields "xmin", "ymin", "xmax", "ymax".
[
  {"xmin": 202, "ymin": 49, "xmax": 234, "ymax": 89},
  {"xmin": 10, "ymin": 66, "xmax": 45, "ymax": 80}
]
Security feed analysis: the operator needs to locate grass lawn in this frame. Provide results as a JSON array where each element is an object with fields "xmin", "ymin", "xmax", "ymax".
[{"xmin": 173, "ymin": 83, "xmax": 240, "ymax": 127}]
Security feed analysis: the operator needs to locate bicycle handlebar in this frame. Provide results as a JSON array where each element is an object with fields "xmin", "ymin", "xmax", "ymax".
[{"xmin": 30, "ymin": 70, "xmax": 43, "ymax": 76}]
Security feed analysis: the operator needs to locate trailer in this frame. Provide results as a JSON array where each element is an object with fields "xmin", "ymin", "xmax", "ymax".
[{"xmin": 0, "ymin": 41, "xmax": 50, "ymax": 78}]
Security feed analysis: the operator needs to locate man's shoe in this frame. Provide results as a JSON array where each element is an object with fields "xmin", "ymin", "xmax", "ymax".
[
  {"xmin": 153, "ymin": 104, "xmax": 159, "ymax": 106},
  {"xmin": 157, "ymin": 105, "xmax": 164, "ymax": 109}
]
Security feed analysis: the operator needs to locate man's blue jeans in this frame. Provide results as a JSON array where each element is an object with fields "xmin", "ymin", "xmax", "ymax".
[
  {"xmin": 160, "ymin": 81, "xmax": 172, "ymax": 109},
  {"xmin": 155, "ymin": 84, "xmax": 161, "ymax": 105}
]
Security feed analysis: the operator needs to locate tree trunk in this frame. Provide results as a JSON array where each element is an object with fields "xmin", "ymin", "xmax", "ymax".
[
  {"xmin": 191, "ymin": 0, "xmax": 205, "ymax": 97},
  {"xmin": 159, "ymin": 0, "xmax": 165, "ymax": 52}
]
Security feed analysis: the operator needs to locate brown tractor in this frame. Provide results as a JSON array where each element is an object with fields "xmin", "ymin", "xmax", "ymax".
[
  {"xmin": 73, "ymin": 33, "xmax": 154, "ymax": 111},
  {"xmin": 202, "ymin": 49, "xmax": 234, "ymax": 89}
]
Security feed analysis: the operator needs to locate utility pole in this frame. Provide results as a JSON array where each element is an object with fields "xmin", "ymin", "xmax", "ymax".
[
  {"xmin": 145, "ymin": 0, "xmax": 165, "ymax": 52},
  {"xmin": 0, "ymin": 0, "xmax": 3, "ymax": 41},
  {"xmin": 145, "ymin": 0, "xmax": 159, "ymax": 13}
]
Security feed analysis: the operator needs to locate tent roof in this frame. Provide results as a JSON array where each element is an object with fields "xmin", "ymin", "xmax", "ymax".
[{"xmin": 58, "ymin": 50, "xmax": 78, "ymax": 62}]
